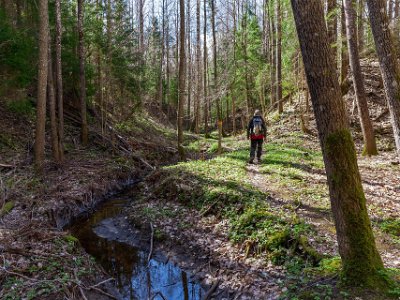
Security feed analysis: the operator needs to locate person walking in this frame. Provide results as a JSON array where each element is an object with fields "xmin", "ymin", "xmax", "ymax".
[{"xmin": 247, "ymin": 110, "xmax": 267, "ymax": 164}]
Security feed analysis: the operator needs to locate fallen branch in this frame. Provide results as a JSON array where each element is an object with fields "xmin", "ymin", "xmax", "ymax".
[
  {"xmin": 147, "ymin": 222, "xmax": 154, "ymax": 265},
  {"xmin": 78, "ymin": 285, "xmax": 89, "ymax": 300},
  {"xmin": 90, "ymin": 277, "xmax": 115, "ymax": 289},
  {"xmin": 200, "ymin": 200, "xmax": 218, "ymax": 216},
  {"xmin": 374, "ymin": 108, "xmax": 389, "ymax": 122},
  {"xmin": 86, "ymin": 285, "xmax": 119, "ymax": 300},
  {"xmin": 0, "ymin": 163, "xmax": 13, "ymax": 168},
  {"xmin": 0, "ymin": 267, "xmax": 38, "ymax": 282},
  {"xmin": 203, "ymin": 279, "xmax": 220, "ymax": 300}
]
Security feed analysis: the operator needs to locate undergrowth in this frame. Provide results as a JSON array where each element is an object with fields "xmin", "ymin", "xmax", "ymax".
[
  {"xmin": 145, "ymin": 135, "xmax": 322, "ymax": 267},
  {"xmin": 0, "ymin": 237, "xmax": 99, "ymax": 300}
]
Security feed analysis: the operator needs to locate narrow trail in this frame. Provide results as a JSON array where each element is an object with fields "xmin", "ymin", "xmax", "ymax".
[
  {"xmin": 245, "ymin": 148, "xmax": 400, "ymax": 270},
  {"xmin": 245, "ymin": 160, "xmax": 338, "ymax": 259}
]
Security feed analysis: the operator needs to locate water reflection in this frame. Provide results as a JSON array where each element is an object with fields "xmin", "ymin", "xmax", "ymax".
[{"xmin": 71, "ymin": 197, "xmax": 205, "ymax": 300}]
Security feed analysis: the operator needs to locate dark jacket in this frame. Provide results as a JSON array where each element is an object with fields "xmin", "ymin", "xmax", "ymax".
[{"xmin": 247, "ymin": 116, "xmax": 267, "ymax": 140}]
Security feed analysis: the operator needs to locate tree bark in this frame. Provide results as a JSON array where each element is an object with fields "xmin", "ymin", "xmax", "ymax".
[
  {"xmin": 343, "ymin": 0, "xmax": 378, "ymax": 155},
  {"xmin": 34, "ymin": 0, "xmax": 49, "ymax": 173},
  {"xmin": 327, "ymin": 0, "xmax": 338, "ymax": 64},
  {"xmin": 210, "ymin": 0, "xmax": 222, "ymax": 153},
  {"xmin": 357, "ymin": 0, "xmax": 365, "ymax": 53},
  {"xmin": 341, "ymin": 1, "xmax": 349, "ymax": 84},
  {"xmin": 291, "ymin": 0, "xmax": 385, "ymax": 287},
  {"xmin": 269, "ymin": 2, "xmax": 277, "ymax": 107},
  {"xmin": 177, "ymin": 0, "xmax": 186, "ymax": 160},
  {"xmin": 139, "ymin": 0, "xmax": 145, "ymax": 52},
  {"xmin": 203, "ymin": 0, "xmax": 209, "ymax": 137},
  {"xmin": 48, "ymin": 40, "xmax": 61, "ymax": 162},
  {"xmin": 195, "ymin": 0, "xmax": 201, "ymax": 134},
  {"xmin": 78, "ymin": 0, "xmax": 88, "ymax": 146},
  {"xmin": 186, "ymin": 0, "xmax": 192, "ymax": 126},
  {"xmin": 276, "ymin": 0, "xmax": 283, "ymax": 113},
  {"xmin": 367, "ymin": 0, "xmax": 400, "ymax": 159},
  {"xmin": 55, "ymin": 0, "xmax": 64, "ymax": 162}
]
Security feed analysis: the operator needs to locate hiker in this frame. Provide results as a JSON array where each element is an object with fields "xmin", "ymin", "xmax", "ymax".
[{"xmin": 247, "ymin": 110, "xmax": 266, "ymax": 164}]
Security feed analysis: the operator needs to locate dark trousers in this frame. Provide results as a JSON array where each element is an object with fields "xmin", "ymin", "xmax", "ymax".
[{"xmin": 250, "ymin": 139, "xmax": 263, "ymax": 160}]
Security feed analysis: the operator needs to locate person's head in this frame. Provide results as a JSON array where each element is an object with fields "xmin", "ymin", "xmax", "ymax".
[{"xmin": 254, "ymin": 109, "xmax": 261, "ymax": 116}]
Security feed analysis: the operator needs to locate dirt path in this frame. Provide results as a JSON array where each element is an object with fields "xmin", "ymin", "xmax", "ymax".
[{"xmin": 246, "ymin": 148, "xmax": 400, "ymax": 270}]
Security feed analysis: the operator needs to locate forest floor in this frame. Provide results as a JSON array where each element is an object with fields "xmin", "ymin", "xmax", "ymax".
[
  {"xmin": 127, "ymin": 112, "xmax": 400, "ymax": 299},
  {"xmin": 1, "ymin": 96, "xmax": 400, "ymax": 299},
  {"xmin": 0, "ymin": 100, "xmax": 193, "ymax": 299}
]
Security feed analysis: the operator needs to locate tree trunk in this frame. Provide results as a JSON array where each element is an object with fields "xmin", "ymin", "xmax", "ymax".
[
  {"xmin": 186, "ymin": 0, "xmax": 192, "ymax": 126},
  {"xmin": 276, "ymin": 0, "xmax": 283, "ymax": 113},
  {"xmin": 55, "ymin": 0, "xmax": 64, "ymax": 162},
  {"xmin": 177, "ymin": 0, "xmax": 186, "ymax": 160},
  {"xmin": 159, "ymin": 0, "xmax": 166, "ymax": 108},
  {"xmin": 327, "ymin": 0, "xmax": 338, "ymax": 63},
  {"xmin": 139, "ymin": 0, "xmax": 144, "ymax": 52},
  {"xmin": 34, "ymin": 0, "xmax": 49, "ymax": 173},
  {"xmin": 48, "ymin": 40, "xmax": 60, "ymax": 162},
  {"xmin": 357, "ymin": 0, "xmax": 365, "ymax": 53},
  {"xmin": 389, "ymin": 0, "xmax": 394, "ymax": 19},
  {"xmin": 291, "ymin": 0, "xmax": 386, "ymax": 287},
  {"xmin": 195, "ymin": 0, "xmax": 201, "ymax": 134},
  {"xmin": 211, "ymin": 0, "xmax": 222, "ymax": 154},
  {"xmin": 367, "ymin": 0, "xmax": 400, "ymax": 159},
  {"xmin": 203, "ymin": 0, "xmax": 209, "ymax": 137},
  {"xmin": 341, "ymin": 1, "xmax": 349, "ymax": 84},
  {"xmin": 78, "ymin": 0, "xmax": 88, "ymax": 146},
  {"xmin": 269, "ymin": 2, "xmax": 277, "ymax": 107},
  {"xmin": 343, "ymin": 0, "xmax": 378, "ymax": 156}
]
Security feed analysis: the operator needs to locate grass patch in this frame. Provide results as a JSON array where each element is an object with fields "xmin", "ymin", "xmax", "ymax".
[
  {"xmin": 143, "ymin": 139, "xmax": 322, "ymax": 266},
  {"xmin": 378, "ymin": 219, "xmax": 400, "ymax": 237},
  {"xmin": 6, "ymin": 99, "xmax": 35, "ymax": 117},
  {"xmin": 259, "ymin": 134, "xmax": 329, "ymax": 211}
]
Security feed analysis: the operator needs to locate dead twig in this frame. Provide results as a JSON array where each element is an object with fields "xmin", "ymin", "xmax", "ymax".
[
  {"xmin": 203, "ymin": 279, "xmax": 220, "ymax": 300},
  {"xmin": 90, "ymin": 277, "xmax": 115, "ymax": 288},
  {"xmin": 0, "ymin": 163, "xmax": 13, "ymax": 168},
  {"xmin": 86, "ymin": 285, "xmax": 119, "ymax": 300},
  {"xmin": 78, "ymin": 285, "xmax": 89, "ymax": 300},
  {"xmin": 200, "ymin": 200, "xmax": 218, "ymax": 216},
  {"xmin": 147, "ymin": 222, "xmax": 154, "ymax": 265},
  {"xmin": 0, "ymin": 267, "xmax": 37, "ymax": 282}
]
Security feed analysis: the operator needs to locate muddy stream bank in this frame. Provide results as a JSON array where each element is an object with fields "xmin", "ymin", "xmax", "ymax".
[{"xmin": 70, "ymin": 189, "xmax": 208, "ymax": 300}]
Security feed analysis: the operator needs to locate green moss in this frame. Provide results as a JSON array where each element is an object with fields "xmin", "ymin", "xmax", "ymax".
[
  {"xmin": 362, "ymin": 144, "xmax": 378, "ymax": 157},
  {"xmin": 63, "ymin": 235, "xmax": 79, "ymax": 243},
  {"xmin": 325, "ymin": 129, "xmax": 387, "ymax": 290},
  {"xmin": 0, "ymin": 201, "xmax": 14, "ymax": 217},
  {"xmin": 379, "ymin": 219, "xmax": 400, "ymax": 237}
]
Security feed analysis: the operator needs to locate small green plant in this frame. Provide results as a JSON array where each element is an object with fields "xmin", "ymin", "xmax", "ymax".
[
  {"xmin": 0, "ymin": 201, "xmax": 14, "ymax": 217},
  {"xmin": 379, "ymin": 219, "xmax": 400, "ymax": 237},
  {"xmin": 6, "ymin": 99, "xmax": 35, "ymax": 116}
]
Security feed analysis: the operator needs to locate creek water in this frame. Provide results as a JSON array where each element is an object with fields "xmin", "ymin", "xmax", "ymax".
[{"xmin": 70, "ymin": 194, "xmax": 206, "ymax": 300}]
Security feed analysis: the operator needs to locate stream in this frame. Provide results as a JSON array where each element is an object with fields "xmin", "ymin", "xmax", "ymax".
[{"xmin": 70, "ymin": 192, "xmax": 206, "ymax": 300}]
